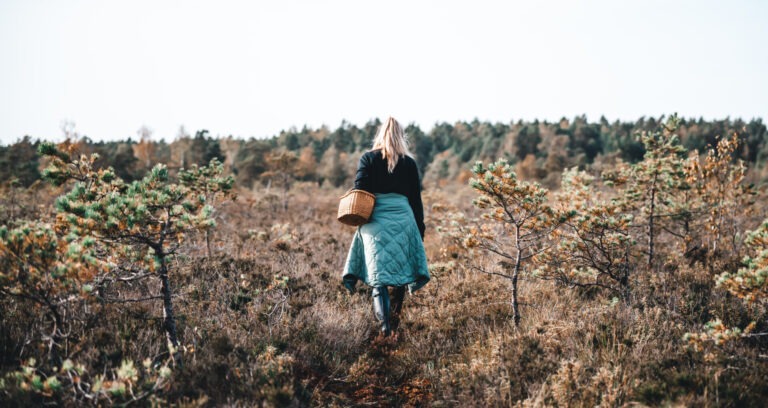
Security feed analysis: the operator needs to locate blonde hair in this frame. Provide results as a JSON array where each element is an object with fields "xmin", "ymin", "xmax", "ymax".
[{"xmin": 371, "ymin": 116, "xmax": 410, "ymax": 173}]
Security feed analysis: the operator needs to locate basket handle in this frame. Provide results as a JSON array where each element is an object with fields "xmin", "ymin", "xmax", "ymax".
[{"xmin": 339, "ymin": 189, "xmax": 374, "ymax": 199}]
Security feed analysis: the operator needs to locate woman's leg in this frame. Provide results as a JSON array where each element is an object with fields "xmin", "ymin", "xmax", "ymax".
[
  {"xmin": 390, "ymin": 286, "xmax": 406, "ymax": 332},
  {"xmin": 372, "ymin": 287, "xmax": 391, "ymax": 337}
]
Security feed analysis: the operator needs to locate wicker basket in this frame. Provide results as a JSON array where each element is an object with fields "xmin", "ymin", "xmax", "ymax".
[{"xmin": 337, "ymin": 189, "xmax": 376, "ymax": 226}]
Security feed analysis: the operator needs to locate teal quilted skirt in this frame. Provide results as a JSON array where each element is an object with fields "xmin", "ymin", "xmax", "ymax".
[{"xmin": 342, "ymin": 193, "xmax": 430, "ymax": 293}]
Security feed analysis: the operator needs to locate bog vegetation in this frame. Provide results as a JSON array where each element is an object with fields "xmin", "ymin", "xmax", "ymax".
[{"xmin": 0, "ymin": 115, "xmax": 767, "ymax": 406}]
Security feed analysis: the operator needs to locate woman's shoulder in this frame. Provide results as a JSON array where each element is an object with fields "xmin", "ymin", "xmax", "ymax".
[
  {"xmin": 361, "ymin": 149, "xmax": 382, "ymax": 159},
  {"xmin": 401, "ymin": 154, "xmax": 418, "ymax": 169},
  {"xmin": 359, "ymin": 149, "xmax": 383, "ymax": 163},
  {"xmin": 357, "ymin": 150, "xmax": 381, "ymax": 171}
]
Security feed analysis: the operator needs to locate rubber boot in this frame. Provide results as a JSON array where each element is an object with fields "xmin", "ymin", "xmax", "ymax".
[
  {"xmin": 372, "ymin": 287, "xmax": 391, "ymax": 337},
  {"xmin": 390, "ymin": 286, "xmax": 406, "ymax": 333}
]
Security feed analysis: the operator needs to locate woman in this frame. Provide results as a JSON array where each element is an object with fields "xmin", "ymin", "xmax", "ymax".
[{"xmin": 342, "ymin": 116, "xmax": 430, "ymax": 337}]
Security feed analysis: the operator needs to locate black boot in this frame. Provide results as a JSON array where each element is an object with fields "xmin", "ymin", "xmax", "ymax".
[
  {"xmin": 372, "ymin": 287, "xmax": 391, "ymax": 337},
  {"xmin": 390, "ymin": 286, "xmax": 406, "ymax": 333}
]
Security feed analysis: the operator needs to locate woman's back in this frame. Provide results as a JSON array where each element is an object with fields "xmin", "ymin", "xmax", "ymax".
[{"xmin": 354, "ymin": 150, "xmax": 425, "ymax": 238}]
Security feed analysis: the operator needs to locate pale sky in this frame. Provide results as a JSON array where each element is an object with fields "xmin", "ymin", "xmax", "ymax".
[{"xmin": 1, "ymin": 0, "xmax": 766, "ymax": 145}]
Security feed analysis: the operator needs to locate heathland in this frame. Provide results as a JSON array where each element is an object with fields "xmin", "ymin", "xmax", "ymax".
[{"xmin": 1, "ymin": 115, "xmax": 767, "ymax": 406}]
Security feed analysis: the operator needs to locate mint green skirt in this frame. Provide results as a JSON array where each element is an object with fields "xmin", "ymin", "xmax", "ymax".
[{"xmin": 342, "ymin": 193, "xmax": 430, "ymax": 293}]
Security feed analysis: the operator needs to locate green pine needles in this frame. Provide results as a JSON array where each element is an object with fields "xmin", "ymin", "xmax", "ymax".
[{"xmin": 39, "ymin": 142, "xmax": 233, "ymax": 366}]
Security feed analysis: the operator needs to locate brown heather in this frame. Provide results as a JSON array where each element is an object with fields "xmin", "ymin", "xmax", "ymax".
[
  {"xmin": 1, "ymin": 184, "xmax": 762, "ymax": 406},
  {"xmin": 1, "ymin": 118, "xmax": 768, "ymax": 407}
]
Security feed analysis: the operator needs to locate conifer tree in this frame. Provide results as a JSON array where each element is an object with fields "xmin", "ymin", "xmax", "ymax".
[
  {"xmin": 39, "ymin": 142, "xmax": 233, "ymax": 365},
  {"xmin": 603, "ymin": 114, "xmax": 690, "ymax": 268},
  {"xmin": 717, "ymin": 219, "xmax": 768, "ymax": 305},
  {"xmin": 261, "ymin": 151, "xmax": 299, "ymax": 211},
  {"xmin": 466, "ymin": 159, "xmax": 566, "ymax": 326},
  {"xmin": 686, "ymin": 218, "xmax": 768, "ymax": 349},
  {"xmin": 685, "ymin": 132, "xmax": 756, "ymax": 255},
  {"xmin": 541, "ymin": 168, "xmax": 634, "ymax": 298},
  {"xmin": 0, "ymin": 222, "xmax": 104, "ymax": 365}
]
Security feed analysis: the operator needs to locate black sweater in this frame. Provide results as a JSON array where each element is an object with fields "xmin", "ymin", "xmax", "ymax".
[{"xmin": 353, "ymin": 150, "xmax": 425, "ymax": 239}]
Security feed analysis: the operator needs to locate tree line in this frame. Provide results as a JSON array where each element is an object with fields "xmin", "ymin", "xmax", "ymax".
[{"xmin": 2, "ymin": 116, "xmax": 767, "ymax": 190}]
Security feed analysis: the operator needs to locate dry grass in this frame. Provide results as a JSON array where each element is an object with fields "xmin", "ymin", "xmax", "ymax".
[{"xmin": 1, "ymin": 182, "xmax": 767, "ymax": 407}]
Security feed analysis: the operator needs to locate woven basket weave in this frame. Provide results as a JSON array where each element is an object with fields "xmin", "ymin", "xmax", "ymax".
[{"xmin": 337, "ymin": 189, "xmax": 376, "ymax": 226}]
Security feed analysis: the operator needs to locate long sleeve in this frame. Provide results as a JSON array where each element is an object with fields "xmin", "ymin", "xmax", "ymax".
[
  {"xmin": 353, "ymin": 153, "xmax": 372, "ymax": 192},
  {"xmin": 408, "ymin": 164, "xmax": 426, "ymax": 240}
]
